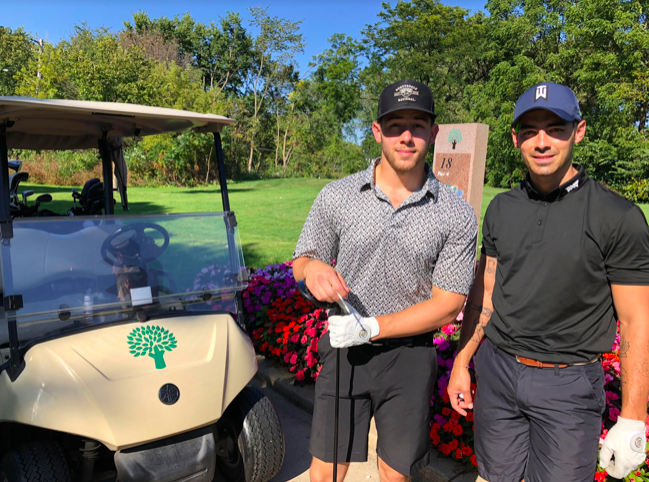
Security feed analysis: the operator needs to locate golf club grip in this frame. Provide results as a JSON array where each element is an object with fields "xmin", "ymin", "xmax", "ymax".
[{"xmin": 296, "ymin": 280, "xmax": 337, "ymax": 310}]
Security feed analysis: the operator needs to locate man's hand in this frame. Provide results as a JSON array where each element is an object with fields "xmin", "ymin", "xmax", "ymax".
[
  {"xmin": 448, "ymin": 365, "xmax": 474, "ymax": 416},
  {"xmin": 298, "ymin": 258, "xmax": 350, "ymax": 303},
  {"xmin": 599, "ymin": 416, "xmax": 647, "ymax": 479},
  {"xmin": 328, "ymin": 302, "xmax": 380, "ymax": 348}
]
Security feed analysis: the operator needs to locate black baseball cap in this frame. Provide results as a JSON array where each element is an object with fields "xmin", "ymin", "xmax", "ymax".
[
  {"xmin": 377, "ymin": 80, "xmax": 436, "ymax": 121},
  {"xmin": 512, "ymin": 82, "xmax": 582, "ymax": 128}
]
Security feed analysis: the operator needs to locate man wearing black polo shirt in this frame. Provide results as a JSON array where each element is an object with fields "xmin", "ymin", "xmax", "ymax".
[{"xmin": 448, "ymin": 82, "xmax": 649, "ymax": 482}]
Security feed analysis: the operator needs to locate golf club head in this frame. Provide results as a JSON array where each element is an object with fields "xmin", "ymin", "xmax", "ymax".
[
  {"xmin": 21, "ymin": 190, "xmax": 35, "ymax": 205},
  {"xmin": 36, "ymin": 194, "xmax": 53, "ymax": 204}
]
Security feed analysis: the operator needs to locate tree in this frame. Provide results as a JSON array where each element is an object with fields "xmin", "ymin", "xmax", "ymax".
[
  {"xmin": 245, "ymin": 6, "xmax": 305, "ymax": 172},
  {"xmin": 128, "ymin": 325, "xmax": 177, "ymax": 370},
  {"xmin": 0, "ymin": 27, "xmax": 36, "ymax": 96}
]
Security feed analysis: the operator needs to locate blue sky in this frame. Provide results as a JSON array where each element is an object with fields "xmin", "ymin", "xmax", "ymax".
[{"xmin": 3, "ymin": 0, "xmax": 488, "ymax": 75}]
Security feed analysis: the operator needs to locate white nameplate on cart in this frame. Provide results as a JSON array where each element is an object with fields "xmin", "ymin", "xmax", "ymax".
[{"xmin": 130, "ymin": 286, "xmax": 153, "ymax": 306}]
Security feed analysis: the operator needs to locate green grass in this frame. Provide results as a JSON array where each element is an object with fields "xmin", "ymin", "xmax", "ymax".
[{"xmin": 20, "ymin": 180, "xmax": 649, "ymax": 269}]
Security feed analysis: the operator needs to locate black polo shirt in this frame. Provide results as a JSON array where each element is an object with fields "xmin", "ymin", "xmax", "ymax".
[{"xmin": 481, "ymin": 166, "xmax": 649, "ymax": 363}]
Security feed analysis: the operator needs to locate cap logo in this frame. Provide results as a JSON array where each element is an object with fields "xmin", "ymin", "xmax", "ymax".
[
  {"xmin": 394, "ymin": 84, "xmax": 419, "ymax": 102},
  {"xmin": 535, "ymin": 85, "xmax": 548, "ymax": 102}
]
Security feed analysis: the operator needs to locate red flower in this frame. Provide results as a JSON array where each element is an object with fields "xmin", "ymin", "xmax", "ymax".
[
  {"xmin": 452, "ymin": 424, "xmax": 463, "ymax": 436},
  {"xmin": 443, "ymin": 422, "xmax": 454, "ymax": 433},
  {"xmin": 462, "ymin": 446, "xmax": 472, "ymax": 456},
  {"xmin": 471, "ymin": 455, "xmax": 477, "ymax": 466},
  {"xmin": 594, "ymin": 472, "xmax": 607, "ymax": 481},
  {"xmin": 466, "ymin": 411, "xmax": 474, "ymax": 422},
  {"xmin": 455, "ymin": 449, "xmax": 463, "ymax": 460},
  {"xmin": 296, "ymin": 370, "xmax": 305, "ymax": 381},
  {"xmin": 440, "ymin": 444, "xmax": 451, "ymax": 456},
  {"xmin": 448, "ymin": 439, "xmax": 458, "ymax": 451},
  {"xmin": 451, "ymin": 411, "xmax": 461, "ymax": 421},
  {"xmin": 442, "ymin": 407, "xmax": 452, "ymax": 416},
  {"xmin": 430, "ymin": 423, "xmax": 441, "ymax": 433}
]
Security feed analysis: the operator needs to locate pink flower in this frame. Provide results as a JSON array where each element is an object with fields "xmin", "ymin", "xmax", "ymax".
[
  {"xmin": 605, "ymin": 391, "xmax": 619, "ymax": 405},
  {"xmin": 442, "ymin": 324, "xmax": 457, "ymax": 335},
  {"xmin": 604, "ymin": 373, "xmax": 614, "ymax": 385},
  {"xmin": 306, "ymin": 328, "xmax": 317, "ymax": 337},
  {"xmin": 290, "ymin": 333, "xmax": 300, "ymax": 343},
  {"xmin": 306, "ymin": 352, "xmax": 317, "ymax": 368},
  {"xmin": 284, "ymin": 352, "xmax": 292, "ymax": 363},
  {"xmin": 301, "ymin": 335, "xmax": 308, "ymax": 344},
  {"xmin": 296, "ymin": 370, "xmax": 305, "ymax": 381},
  {"xmin": 613, "ymin": 361, "xmax": 620, "ymax": 374},
  {"xmin": 609, "ymin": 407, "xmax": 621, "ymax": 422},
  {"xmin": 290, "ymin": 353, "xmax": 298, "ymax": 365}
]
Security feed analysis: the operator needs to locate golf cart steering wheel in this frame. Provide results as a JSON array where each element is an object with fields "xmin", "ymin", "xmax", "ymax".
[{"xmin": 101, "ymin": 222, "xmax": 170, "ymax": 266}]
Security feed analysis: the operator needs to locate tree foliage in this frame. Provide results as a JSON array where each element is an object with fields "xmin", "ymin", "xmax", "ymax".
[{"xmin": 1, "ymin": 1, "xmax": 647, "ymax": 196}]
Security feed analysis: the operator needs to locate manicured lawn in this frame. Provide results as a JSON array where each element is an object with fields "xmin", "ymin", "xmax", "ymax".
[{"xmin": 20, "ymin": 180, "xmax": 649, "ymax": 269}]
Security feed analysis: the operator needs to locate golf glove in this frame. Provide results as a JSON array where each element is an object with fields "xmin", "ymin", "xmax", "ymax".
[
  {"xmin": 327, "ymin": 301, "xmax": 379, "ymax": 348},
  {"xmin": 599, "ymin": 416, "xmax": 646, "ymax": 479}
]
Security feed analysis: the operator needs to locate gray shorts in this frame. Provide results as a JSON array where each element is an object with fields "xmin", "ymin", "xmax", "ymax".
[
  {"xmin": 309, "ymin": 332, "xmax": 437, "ymax": 476},
  {"xmin": 474, "ymin": 338, "xmax": 605, "ymax": 482}
]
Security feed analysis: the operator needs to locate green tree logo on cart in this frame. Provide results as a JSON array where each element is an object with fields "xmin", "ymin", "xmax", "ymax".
[
  {"xmin": 448, "ymin": 129, "xmax": 462, "ymax": 149},
  {"xmin": 127, "ymin": 326, "xmax": 177, "ymax": 370}
]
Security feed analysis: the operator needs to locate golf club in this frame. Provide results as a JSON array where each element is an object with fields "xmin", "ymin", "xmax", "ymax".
[{"xmin": 297, "ymin": 280, "xmax": 343, "ymax": 482}]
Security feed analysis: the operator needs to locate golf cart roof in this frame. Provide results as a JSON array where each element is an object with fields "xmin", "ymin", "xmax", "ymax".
[{"xmin": 0, "ymin": 96, "xmax": 235, "ymax": 150}]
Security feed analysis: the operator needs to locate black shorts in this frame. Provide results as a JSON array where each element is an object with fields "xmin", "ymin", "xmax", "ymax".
[
  {"xmin": 474, "ymin": 338, "xmax": 606, "ymax": 482},
  {"xmin": 309, "ymin": 332, "xmax": 437, "ymax": 476}
]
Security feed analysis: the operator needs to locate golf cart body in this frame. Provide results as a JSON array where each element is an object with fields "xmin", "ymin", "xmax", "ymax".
[{"xmin": 0, "ymin": 98, "xmax": 283, "ymax": 482}]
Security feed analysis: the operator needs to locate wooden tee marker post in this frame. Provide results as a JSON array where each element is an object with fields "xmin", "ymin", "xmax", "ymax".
[{"xmin": 432, "ymin": 123, "xmax": 489, "ymax": 225}]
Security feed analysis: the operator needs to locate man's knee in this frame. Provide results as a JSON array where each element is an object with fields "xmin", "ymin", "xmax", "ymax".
[
  {"xmin": 310, "ymin": 457, "xmax": 349, "ymax": 482},
  {"xmin": 377, "ymin": 458, "xmax": 409, "ymax": 482}
]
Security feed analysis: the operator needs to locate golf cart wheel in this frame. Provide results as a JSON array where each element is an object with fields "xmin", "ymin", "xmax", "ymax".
[
  {"xmin": 215, "ymin": 387, "xmax": 285, "ymax": 482},
  {"xmin": 0, "ymin": 440, "xmax": 72, "ymax": 482}
]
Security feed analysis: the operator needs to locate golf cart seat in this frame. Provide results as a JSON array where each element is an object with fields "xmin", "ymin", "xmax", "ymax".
[{"xmin": 8, "ymin": 160, "xmax": 22, "ymax": 172}]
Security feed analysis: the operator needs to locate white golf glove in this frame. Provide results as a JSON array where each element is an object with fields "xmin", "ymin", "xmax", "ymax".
[
  {"xmin": 599, "ymin": 416, "xmax": 646, "ymax": 479},
  {"xmin": 327, "ymin": 300, "xmax": 380, "ymax": 348}
]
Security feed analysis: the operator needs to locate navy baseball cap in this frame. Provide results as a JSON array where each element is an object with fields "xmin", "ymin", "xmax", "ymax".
[
  {"xmin": 377, "ymin": 80, "xmax": 436, "ymax": 121},
  {"xmin": 512, "ymin": 82, "xmax": 582, "ymax": 128}
]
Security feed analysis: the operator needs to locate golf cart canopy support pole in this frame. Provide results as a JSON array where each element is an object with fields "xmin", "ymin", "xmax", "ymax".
[
  {"xmin": 213, "ymin": 132, "xmax": 230, "ymax": 212},
  {"xmin": 99, "ymin": 132, "xmax": 114, "ymax": 215},
  {"xmin": 0, "ymin": 123, "xmax": 13, "ymax": 238},
  {"xmin": 213, "ymin": 133, "xmax": 245, "ymax": 328}
]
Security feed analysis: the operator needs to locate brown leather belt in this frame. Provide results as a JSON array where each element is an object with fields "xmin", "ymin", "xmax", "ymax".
[{"xmin": 516, "ymin": 356, "xmax": 568, "ymax": 368}]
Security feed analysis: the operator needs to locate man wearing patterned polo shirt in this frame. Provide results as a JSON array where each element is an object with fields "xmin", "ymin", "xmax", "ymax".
[{"xmin": 293, "ymin": 80, "xmax": 478, "ymax": 482}]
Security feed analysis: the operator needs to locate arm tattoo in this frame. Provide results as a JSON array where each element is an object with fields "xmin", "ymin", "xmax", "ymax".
[
  {"xmin": 485, "ymin": 259, "xmax": 496, "ymax": 276},
  {"xmin": 470, "ymin": 306, "xmax": 493, "ymax": 344},
  {"xmin": 619, "ymin": 340, "xmax": 630, "ymax": 358}
]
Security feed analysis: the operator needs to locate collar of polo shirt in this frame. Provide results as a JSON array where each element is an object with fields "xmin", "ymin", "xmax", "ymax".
[
  {"xmin": 523, "ymin": 164, "xmax": 589, "ymax": 202},
  {"xmin": 358, "ymin": 158, "xmax": 439, "ymax": 201}
]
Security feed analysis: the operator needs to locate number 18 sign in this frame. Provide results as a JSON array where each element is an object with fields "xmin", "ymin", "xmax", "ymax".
[{"xmin": 432, "ymin": 123, "xmax": 489, "ymax": 224}]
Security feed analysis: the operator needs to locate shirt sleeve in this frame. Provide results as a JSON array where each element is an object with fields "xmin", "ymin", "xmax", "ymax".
[
  {"xmin": 432, "ymin": 203, "xmax": 478, "ymax": 295},
  {"xmin": 605, "ymin": 206, "xmax": 649, "ymax": 285},
  {"xmin": 293, "ymin": 185, "xmax": 339, "ymax": 264},
  {"xmin": 480, "ymin": 201, "xmax": 497, "ymax": 257}
]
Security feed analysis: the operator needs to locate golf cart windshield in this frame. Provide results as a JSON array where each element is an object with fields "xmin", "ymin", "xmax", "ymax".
[{"xmin": 0, "ymin": 213, "xmax": 247, "ymax": 348}]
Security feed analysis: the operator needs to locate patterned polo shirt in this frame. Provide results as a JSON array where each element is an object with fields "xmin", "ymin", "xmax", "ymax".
[{"xmin": 293, "ymin": 159, "xmax": 477, "ymax": 318}]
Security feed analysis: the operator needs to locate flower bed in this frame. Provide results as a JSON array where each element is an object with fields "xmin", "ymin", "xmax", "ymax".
[{"xmin": 241, "ymin": 261, "xmax": 649, "ymax": 482}]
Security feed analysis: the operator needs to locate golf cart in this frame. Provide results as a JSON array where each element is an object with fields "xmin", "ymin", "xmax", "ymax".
[{"xmin": 0, "ymin": 97, "xmax": 284, "ymax": 482}]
